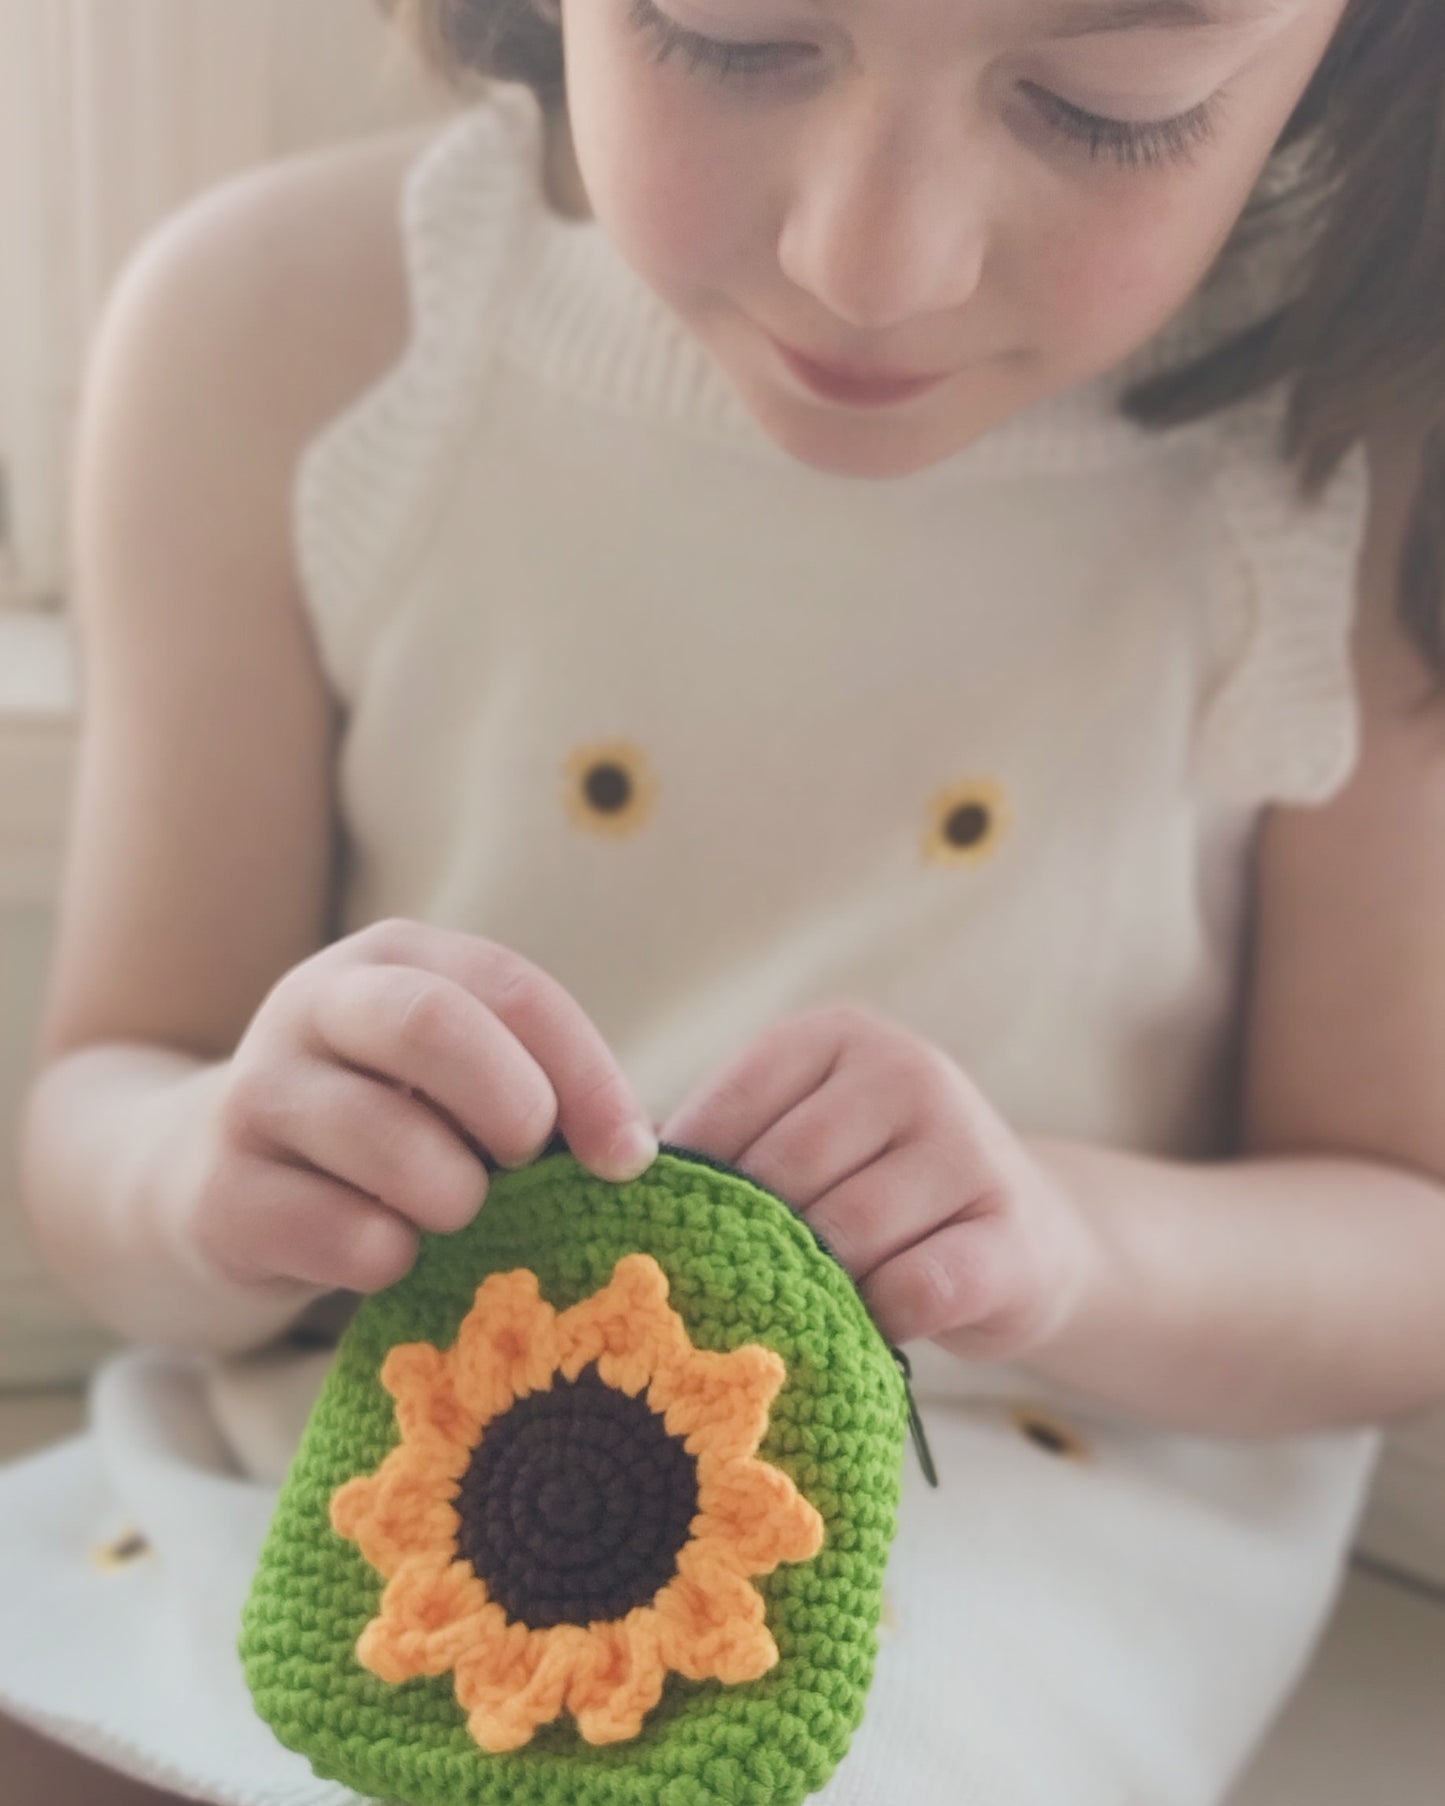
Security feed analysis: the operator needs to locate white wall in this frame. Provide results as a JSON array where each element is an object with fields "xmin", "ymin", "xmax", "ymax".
[{"xmin": 0, "ymin": 0, "xmax": 448, "ymax": 609}]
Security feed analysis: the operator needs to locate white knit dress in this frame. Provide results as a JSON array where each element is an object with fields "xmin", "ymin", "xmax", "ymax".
[{"xmin": 0, "ymin": 81, "xmax": 1382, "ymax": 1806}]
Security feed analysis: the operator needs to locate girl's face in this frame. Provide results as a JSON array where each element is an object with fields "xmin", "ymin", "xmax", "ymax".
[{"xmin": 559, "ymin": 0, "xmax": 1351, "ymax": 477}]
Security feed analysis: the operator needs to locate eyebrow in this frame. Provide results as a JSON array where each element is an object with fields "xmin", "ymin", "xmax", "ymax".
[{"xmin": 1043, "ymin": 0, "xmax": 1240, "ymax": 37}]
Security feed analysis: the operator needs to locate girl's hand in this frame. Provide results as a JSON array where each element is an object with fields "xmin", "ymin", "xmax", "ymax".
[
  {"xmin": 660, "ymin": 1004, "xmax": 1099, "ymax": 1358},
  {"xmin": 185, "ymin": 919, "xmax": 657, "ymax": 1297}
]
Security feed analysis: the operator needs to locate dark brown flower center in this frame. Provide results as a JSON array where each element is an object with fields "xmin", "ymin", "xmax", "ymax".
[
  {"xmin": 944, "ymin": 802, "xmax": 991, "ymax": 848},
  {"xmin": 454, "ymin": 1363, "xmax": 700, "ymax": 1629},
  {"xmin": 583, "ymin": 761, "xmax": 632, "ymax": 814}
]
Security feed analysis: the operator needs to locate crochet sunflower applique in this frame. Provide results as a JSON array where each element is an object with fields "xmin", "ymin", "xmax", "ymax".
[
  {"xmin": 328, "ymin": 1254, "xmax": 825, "ymax": 1752},
  {"xmin": 242, "ymin": 1144, "xmax": 915, "ymax": 1806}
]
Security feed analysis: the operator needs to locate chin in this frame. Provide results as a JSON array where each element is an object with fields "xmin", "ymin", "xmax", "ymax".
[
  {"xmin": 721, "ymin": 346, "xmax": 1044, "ymax": 480},
  {"xmin": 745, "ymin": 391, "xmax": 987, "ymax": 481},
  {"xmin": 778, "ymin": 435, "xmax": 961, "ymax": 481}
]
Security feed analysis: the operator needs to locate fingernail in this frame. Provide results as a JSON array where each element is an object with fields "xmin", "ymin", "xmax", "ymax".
[{"xmin": 599, "ymin": 1122, "xmax": 659, "ymax": 1183}]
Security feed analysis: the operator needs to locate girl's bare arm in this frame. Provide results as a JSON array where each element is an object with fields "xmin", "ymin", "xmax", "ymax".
[{"xmin": 19, "ymin": 130, "xmax": 423, "ymax": 1352}]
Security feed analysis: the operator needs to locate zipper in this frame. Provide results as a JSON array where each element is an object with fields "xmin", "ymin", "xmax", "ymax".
[
  {"xmin": 889, "ymin": 1345, "xmax": 940, "ymax": 1489},
  {"xmin": 790, "ymin": 1208, "xmax": 940, "ymax": 1490}
]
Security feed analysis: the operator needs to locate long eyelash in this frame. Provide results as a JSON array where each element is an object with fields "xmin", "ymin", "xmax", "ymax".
[
  {"xmin": 1027, "ymin": 84, "xmax": 1226, "ymax": 170},
  {"xmin": 626, "ymin": 0, "xmax": 806, "ymax": 81},
  {"xmin": 627, "ymin": 0, "xmax": 1224, "ymax": 172}
]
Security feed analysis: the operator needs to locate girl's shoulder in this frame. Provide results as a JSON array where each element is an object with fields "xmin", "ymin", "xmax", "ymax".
[{"xmin": 155, "ymin": 118, "xmax": 450, "ymax": 466}]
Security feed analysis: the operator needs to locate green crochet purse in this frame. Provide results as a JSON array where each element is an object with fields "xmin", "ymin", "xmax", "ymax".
[{"xmin": 240, "ymin": 1139, "xmax": 935, "ymax": 1806}]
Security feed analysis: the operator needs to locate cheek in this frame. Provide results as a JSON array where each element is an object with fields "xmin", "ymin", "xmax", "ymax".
[
  {"xmin": 1025, "ymin": 178, "xmax": 1245, "ymax": 364},
  {"xmin": 567, "ymin": 56, "xmax": 762, "ymax": 297}
]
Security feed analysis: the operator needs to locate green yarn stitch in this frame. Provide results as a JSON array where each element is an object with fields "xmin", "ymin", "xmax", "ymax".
[{"xmin": 240, "ymin": 1146, "xmax": 908, "ymax": 1806}]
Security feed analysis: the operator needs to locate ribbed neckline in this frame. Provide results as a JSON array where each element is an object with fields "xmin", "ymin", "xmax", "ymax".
[{"xmin": 468, "ymin": 81, "xmax": 1250, "ymax": 487}]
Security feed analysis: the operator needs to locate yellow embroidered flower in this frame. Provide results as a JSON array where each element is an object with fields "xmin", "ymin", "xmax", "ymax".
[
  {"xmin": 329, "ymin": 1255, "xmax": 825, "ymax": 1753},
  {"xmin": 564, "ymin": 741, "xmax": 658, "ymax": 838},
  {"xmin": 923, "ymin": 776, "xmax": 1010, "ymax": 868}
]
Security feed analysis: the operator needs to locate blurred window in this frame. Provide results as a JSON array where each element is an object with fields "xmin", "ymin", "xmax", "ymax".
[{"xmin": 0, "ymin": 0, "xmax": 440, "ymax": 615}]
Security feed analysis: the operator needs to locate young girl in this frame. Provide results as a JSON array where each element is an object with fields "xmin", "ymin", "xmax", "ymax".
[{"xmin": 4, "ymin": 0, "xmax": 1444, "ymax": 1800}]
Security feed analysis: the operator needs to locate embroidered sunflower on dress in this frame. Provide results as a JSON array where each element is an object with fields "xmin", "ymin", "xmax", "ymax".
[
  {"xmin": 328, "ymin": 1254, "xmax": 824, "ymax": 1753},
  {"xmin": 923, "ymin": 776, "xmax": 1010, "ymax": 868},
  {"xmin": 564, "ymin": 741, "xmax": 658, "ymax": 839}
]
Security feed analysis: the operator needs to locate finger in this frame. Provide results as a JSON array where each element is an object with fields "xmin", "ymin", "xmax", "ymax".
[
  {"xmin": 345, "ymin": 926, "xmax": 655, "ymax": 1182},
  {"xmin": 801, "ymin": 1138, "xmax": 980, "ymax": 1278},
  {"xmin": 661, "ymin": 1013, "xmax": 846, "ymax": 1159},
  {"xmin": 864, "ymin": 1214, "xmax": 1021, "ymax": 1350},
  {"xmin": 205, "ymin": 1156, "xmax": 420, "ymax": 1295},
  {"xmin": 240, "ymin": 1057, "xmax": 490, "ymax": 1235},
  {"xmin": 476, "ymin": 958, "xmax": 658, "ymax": 1183},
  {"xmin": 730, "ymin": 1066, "xmax": 897, "ymax": 1210},
  {"xmin": 311, "ymin": 963, "xmax": 557, "ymax": 1171}
]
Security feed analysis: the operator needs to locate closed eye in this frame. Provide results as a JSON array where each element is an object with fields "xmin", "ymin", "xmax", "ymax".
[{"xmin": 626, "ymin": 0, "xmax": 1227, "ymax": 171}]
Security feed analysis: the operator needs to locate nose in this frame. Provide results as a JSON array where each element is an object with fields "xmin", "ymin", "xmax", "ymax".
[{"xmin": 776, "ymin": 90, "xmax": 988, "ymax": 335}]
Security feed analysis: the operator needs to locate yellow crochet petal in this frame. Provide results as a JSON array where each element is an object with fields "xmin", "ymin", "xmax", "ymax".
[
  {"xmin": 329, "ymin": 1444, "xmax": 459, "ymax": 1577},
  {"xmin": 380, "ymin": 1342, "xmax": 478, "ymax": 1462},
  {"xmin": 355, "ymin": 1558, "xmax": 497, "ymax": 1683},
  {"xmin": 696, "ymin": 1453, "xmax": 826, "ymax": 1572},
  {"xmin": 565, "ymin": 1611, "xmax": 669, "ymax": 1745},
  {"xmin": 450, "ymin": 1269, "xmax": 563, "ymax": 1425},
  {"xmin": 554, "ymin": 1252, "xmax": 691, "ymax": 1395},
  {"xmin": 648, "ymin": 1342, "xmax": 787, "ymax": 1462},
  {"xmin": 652, "ymin": 1539, "xmax": 779, "ymax": 1685},
  {"xmin": 454, "ymin": 1622, "xmax": 591, "ymax": 1753}
]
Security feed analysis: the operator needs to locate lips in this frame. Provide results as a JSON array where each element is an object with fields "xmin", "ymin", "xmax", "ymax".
[{"xmin": 770, "ymin": 337, "xmax": 951, "ymax": 408}]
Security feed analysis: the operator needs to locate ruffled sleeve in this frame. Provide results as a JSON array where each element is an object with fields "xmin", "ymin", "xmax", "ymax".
[
  {"xmin": 291, "ymin": 88, "xmax": 544, "ymax": 701},
  {"xmin": 1193, "ymin": 386, "xmax": 1372, "ymax": 808}
]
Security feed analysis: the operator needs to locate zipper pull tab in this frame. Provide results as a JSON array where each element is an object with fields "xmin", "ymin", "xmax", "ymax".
[{"xmin": 891, "ymin": 1348, "xmax": 939, "ymax": 1489}]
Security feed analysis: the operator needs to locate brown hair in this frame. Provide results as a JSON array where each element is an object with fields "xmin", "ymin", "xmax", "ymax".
[{"xmin": 383, "ymin": 0, "xmax": 1445, "ymax": 683}]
